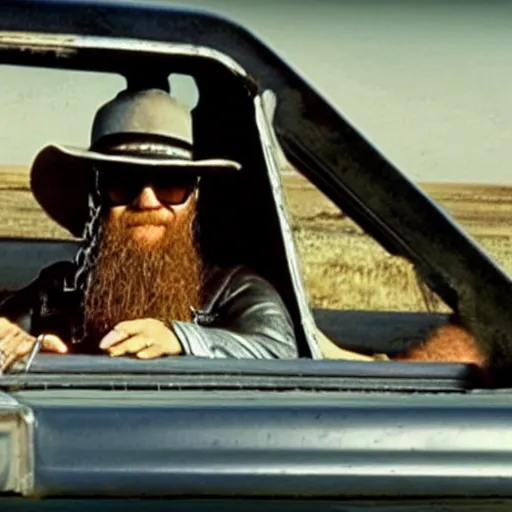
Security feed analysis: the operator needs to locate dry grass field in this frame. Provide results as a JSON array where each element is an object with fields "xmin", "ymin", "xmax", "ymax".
[
  {"xmin": 1, "ymin": 165, "xmax": 512, "ymax": 313},
  {"xmin": 282, "ymin": 172, "xmax": 512, "ymax": 313}
]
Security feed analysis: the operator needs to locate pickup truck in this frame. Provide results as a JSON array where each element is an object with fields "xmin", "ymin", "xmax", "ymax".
[{"xmin": 1, "ymin": 1, "xmax": 512, "ymax": 510}]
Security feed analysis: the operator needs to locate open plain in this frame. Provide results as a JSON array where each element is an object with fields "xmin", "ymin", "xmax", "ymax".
[{"xmin": 1, "ymin": 165, "xmax": 511, "ymax": 313}]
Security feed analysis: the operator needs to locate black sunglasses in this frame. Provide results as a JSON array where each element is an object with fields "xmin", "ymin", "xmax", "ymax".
[{"xmin": 97, "ymin": 170, "xmax": 199, "ymax": 207}]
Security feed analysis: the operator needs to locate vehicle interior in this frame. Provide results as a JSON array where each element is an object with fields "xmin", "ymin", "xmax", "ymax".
[
  {"xmin": 0, "ymin": 45, "xmax": 446, "ymax": 355},
  {"xmin": 0, "ymin": 5, "xmax": 510, "ymax": 390},
  {"xmin": 0, "ymin": 49, "xmax": 319, "ymax": 356}
]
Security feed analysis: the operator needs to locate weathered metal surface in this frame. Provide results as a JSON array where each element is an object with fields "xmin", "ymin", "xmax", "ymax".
[
  {"xmin": 3, "ymin": 388, "xmax": 512, "ymax": 499},
  {"xmin": 0, "ymin": 31, "xmax": 251, "ymax": 82},
  {"xmin": 0, "ymin": 355, "xmax": 483, "ymax": 392},
  {"xmin": 2, "ymin": 498, "xmax": 512, "ymax": 511}
]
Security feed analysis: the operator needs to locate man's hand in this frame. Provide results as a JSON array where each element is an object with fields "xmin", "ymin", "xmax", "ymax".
[
  {"xmin": 0, "ymin": 317, "xmax": 68, "ymax": 373},
  {"xmin": 99, "ymin": 318, "xmax": 183, "ymax": 359}
]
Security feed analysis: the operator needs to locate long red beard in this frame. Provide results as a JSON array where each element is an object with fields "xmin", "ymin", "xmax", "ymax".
[{"xmin": 81, "ymin": 207, "xmax": 204, "ymax": 348}]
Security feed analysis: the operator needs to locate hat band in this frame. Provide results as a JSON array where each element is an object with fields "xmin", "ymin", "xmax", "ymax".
[{"xmin": 102, "ymin": 141, "xmax": 193, "ymax": 160}]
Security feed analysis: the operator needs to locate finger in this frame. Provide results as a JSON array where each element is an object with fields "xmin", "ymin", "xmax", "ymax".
[
  {"xmin": 99, "ymin": 323, "xmax": 139, "ymax": 350},
  {"xmin": 1, "ymin": 329, "xmax": 35, "ymax": 363},
  {"xmin": 114, "ymin": 319, "xmax": 150, "ymax": 334},
  {"xmin": 107, "ymin": 335, "xmax": 149, "ymax": 357},
  {"xmin": 1, "ymin": 328, "xmax": 30, "ymax": 354},
  {"xmin": 135, "ymin": 344, "xmax": 166, "ymax": 360},
  {"xmin": 1, "ymin": 333, "xmax": 68, "ymax": 373},
  {"xmin": 2, "ymin": 331, "xmax": 67, "ymax": 358},
  {"xmin": 0, "ymin": 322, "xmax": 19, "ymax": 341},
  {"xmin": 41, "ymin": 334, "xmax": 68, "ymax": 354},
  {"xmin": 2, "ymin": 338, "xmax": 34, "ymax": 372}
]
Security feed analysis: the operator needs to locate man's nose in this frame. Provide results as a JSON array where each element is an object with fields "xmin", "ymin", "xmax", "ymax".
[{"xmin": 134, "ymin": 186, "xmax": 162, "ymax": 209}]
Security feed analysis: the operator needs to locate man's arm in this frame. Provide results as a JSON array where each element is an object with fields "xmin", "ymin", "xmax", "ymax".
[{"xmin": 172, "ymin": 267, "xmax": 299, "ymax": 359}]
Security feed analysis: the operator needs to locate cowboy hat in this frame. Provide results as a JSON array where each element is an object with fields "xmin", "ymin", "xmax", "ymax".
[{"xmin": 30, "ymin": 88, "xmax": 242, "ymax": 238}]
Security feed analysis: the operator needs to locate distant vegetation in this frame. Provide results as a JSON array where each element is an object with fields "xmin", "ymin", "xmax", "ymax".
[
  {"xmin": 1, "ymin": 166, "xmax": 512, "ymax": 313},
  {"xmin": 282, "ymin": 173, "xmax": 512, "ymax": 313}
]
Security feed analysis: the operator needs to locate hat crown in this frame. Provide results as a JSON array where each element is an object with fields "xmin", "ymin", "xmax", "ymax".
[
  {"xmin": 30, "ymin": 88, "xmax": 242, "ymax": 238},
  {"xmin": 91, "ymin": 89, "xmax": 193, "ymax": 147}
]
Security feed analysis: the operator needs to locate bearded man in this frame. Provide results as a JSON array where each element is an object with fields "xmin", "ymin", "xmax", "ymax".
[{"xmin": 0, "ymin": 87, "xmax": 299, "ymax": 372}]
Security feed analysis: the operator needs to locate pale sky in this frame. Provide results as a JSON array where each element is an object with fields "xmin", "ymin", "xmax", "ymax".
[{"xmin": 1, "ymin": 0, "xmax": 512, "ymax": 184}]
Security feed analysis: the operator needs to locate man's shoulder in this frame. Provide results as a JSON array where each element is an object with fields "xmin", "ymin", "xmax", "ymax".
[
  {"xmin": 204, "ymin": 264, "xmax": 272, "ymax": 297},
  {"xmin": 201, "ymin": 264, "xmax": 285, "ymax": 316}
]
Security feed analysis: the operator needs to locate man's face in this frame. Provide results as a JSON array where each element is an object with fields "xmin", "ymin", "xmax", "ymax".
[
  {"xmin": 105, "ymin": 172, "xmax": 198, "ymax": 247},
  {"xmin": 81, "ymin": 171, "xmax": 204, "ymax": 347}
]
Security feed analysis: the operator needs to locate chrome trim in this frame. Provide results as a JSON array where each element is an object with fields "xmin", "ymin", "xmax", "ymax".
[
  {"xmin": 0, "ymin": 31, "xmax": 249, "ymax": 81},
  {"xmin": 253, "ymin": 95, "xmax": 322, "ymax": 359},
  {"xmin": 0, "ymin": 392, "xmax": 34, "ymax": 495},
  {"xmin": 24, "ymin": 335, "xmax": 43, "ymax": 374}
]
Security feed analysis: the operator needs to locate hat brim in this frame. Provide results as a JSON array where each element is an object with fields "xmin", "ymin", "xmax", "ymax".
[
  {"xmin": 30, "ymin": 144, "xmax": 242, "ymax": 238},
  {"xmin": 49, "ymin": 143, "xmax": 242, "ymax": 171}
]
